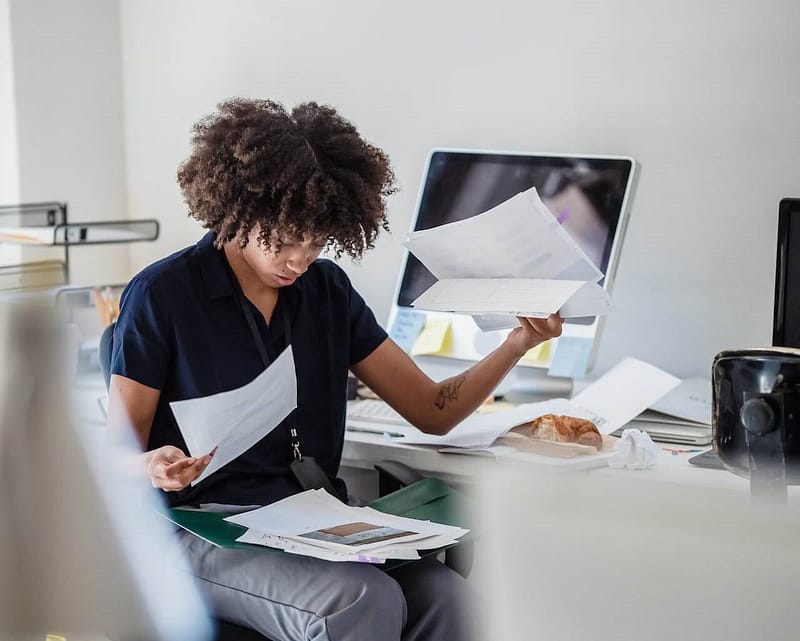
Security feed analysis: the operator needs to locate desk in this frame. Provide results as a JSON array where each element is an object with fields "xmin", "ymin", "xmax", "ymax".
[
  {"xmin": 342, "ymin": 429, "xmax": 616, "ymax": 487},
  {"xmin": 73, "ymin": 371, "xmax": 799, "ymax": 502},
  {"xmin": 342, "ymin": 424, "xmax": 800, "ymax": 502}
]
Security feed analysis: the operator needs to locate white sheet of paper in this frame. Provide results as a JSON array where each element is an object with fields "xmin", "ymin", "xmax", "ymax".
[
  {"xmin": 648, "ymin": 376, "xmax": 712, "ymax": 425},
  {"xmin": 170, "ymin": 346, "xmax": 297, "ymax": 485},
  {"xmin": 470, "ymin": 314, "xmax": 520, "ymax": 332},
  {"xmin": 226, "ymin": 489, "xmax": 467, "ymax": 553},
  {"xmin": 404, "ymin": 188, "xmax": 603, "ymax": 283},
  {"xmin": 411, "ymin": 278, "xmax": 610, "ymax": 318},
  {"xmin": 571, "ymin": 357, "xmax": 681, "ymax": 434},
  {"xmin": 392, "ymin": 398, "xmax": 597, "ymax": 448}
]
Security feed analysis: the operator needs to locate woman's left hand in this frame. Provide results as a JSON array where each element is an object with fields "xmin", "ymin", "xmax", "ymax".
[{"xmin": 506, "ymin": 313, "xmax": 564, "ymax": 357}]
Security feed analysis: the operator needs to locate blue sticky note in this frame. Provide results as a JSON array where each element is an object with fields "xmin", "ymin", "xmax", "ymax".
[
  {"xmin": 547, "ymin": 336, "xmax": 593, "ymax": 379},
  {"xmin": 389, "ymin": 309, "xmax": 426, "ymax": 353}
]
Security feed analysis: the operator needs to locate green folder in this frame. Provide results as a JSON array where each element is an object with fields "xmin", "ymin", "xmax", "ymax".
[{"xmin": 163, "ymin": 478, "xmax": 473, "ymax": 561}]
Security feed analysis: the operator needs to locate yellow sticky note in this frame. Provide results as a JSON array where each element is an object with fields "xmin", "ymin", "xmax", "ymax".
[
  {"xmin": 46, "ymin": 635, "xmax": 67, "ymax": 641},
  {"xmin": 410, "ymin": 318, "xmax": 453, "ymax": 356},
  {"xmin": 519, "ymin": 340, "xmax": 551, "ymax": 366}
]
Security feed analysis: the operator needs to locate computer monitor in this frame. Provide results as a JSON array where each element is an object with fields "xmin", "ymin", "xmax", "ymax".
[
  {"xmin": 773, "ymin": 198, "xmax": 800, "ymax": 347},
  {"xmin": 388, "ymin": 149, "xmax": 638, "ymax": 393}
]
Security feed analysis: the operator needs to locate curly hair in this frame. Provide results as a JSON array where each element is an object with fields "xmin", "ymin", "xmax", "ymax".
[{"xmin": 177, "ymin": 98, "xmax": 397, "ymax": 258}]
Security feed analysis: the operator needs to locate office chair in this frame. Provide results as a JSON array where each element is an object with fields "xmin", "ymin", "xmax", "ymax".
[{"xmin": 99, "ymin": 323, "xmax": 273, "ymax": 641}]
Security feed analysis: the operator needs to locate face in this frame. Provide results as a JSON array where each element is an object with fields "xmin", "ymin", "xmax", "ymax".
[{"xmin": 240, "ymin": 227, "xmax": 327, "ymax": 288}]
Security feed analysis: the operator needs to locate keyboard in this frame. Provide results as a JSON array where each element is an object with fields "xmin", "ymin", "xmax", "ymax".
[{"xmin": 346, "ymin": 399, "xmax": 411, "ymax": 427}]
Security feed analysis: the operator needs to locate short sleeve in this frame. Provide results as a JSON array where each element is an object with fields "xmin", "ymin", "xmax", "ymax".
[
  {"xmin": 348, "ymin": 283, "xmax": 388, "ymax": 366},
  {"xmin": 110, "ymin": 277, "xmax": 172, "ymax": 389}
]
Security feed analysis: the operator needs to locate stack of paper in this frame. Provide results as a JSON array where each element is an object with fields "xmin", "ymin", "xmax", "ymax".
[
  {"xmin": 225, "ymin": 489, "xmax": 469, "ymax": 564},
  {"xmin": 627, "ymin": 377, "xmax": 713, "ymax": 444},
  {"xmin": 404, "ymin": 188, "xmax": 610, "ymax": 326}
]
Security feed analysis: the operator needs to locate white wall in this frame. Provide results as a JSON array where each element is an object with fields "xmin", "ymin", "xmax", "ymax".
[
  {"xmin": 119, "ymin": 0, "xmax": 800, "ymax": 379},
  {"xmin": 0, "ymin": 0, "xmax": 18, "ymax": 205},
  {"xmin": 9, "ymin": 0, "xmax": 131, "ymax": 285}
]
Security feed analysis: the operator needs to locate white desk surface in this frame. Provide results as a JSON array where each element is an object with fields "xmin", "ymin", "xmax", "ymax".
[{"xmin": 343, "ymin": 424, "xmax": 800, "ymax": 499}]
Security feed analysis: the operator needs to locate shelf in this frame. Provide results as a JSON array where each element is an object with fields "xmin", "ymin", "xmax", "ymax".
[
  {"xmin": 0, "ymin": 220, "xmax": 159, "ymax": 246},
  {"xmin": 0, "ymin": 201, "xmax": 160, "ymax": 288}
]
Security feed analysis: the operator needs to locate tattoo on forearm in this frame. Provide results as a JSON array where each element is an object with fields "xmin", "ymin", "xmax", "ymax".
[{"xmin": 435, "ymin": 375, "xmax": 466, "ymax": 410}]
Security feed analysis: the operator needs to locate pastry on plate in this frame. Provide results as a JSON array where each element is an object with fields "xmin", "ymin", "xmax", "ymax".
[{"xmin": 525, "ymin": 414, "xmax": 602, "ymax": 451}]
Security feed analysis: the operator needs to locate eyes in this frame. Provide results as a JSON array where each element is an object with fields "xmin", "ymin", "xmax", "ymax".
[{"xmin": 274, "ymin": 237, "xmax": 328, "ymax": 253}]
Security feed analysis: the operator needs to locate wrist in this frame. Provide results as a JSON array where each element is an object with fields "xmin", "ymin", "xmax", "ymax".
[{"xmin": 503, "ymin": 331, "xmax": 533, "ymax": 360}]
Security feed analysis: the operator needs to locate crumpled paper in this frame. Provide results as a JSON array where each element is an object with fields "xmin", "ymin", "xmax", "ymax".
[{"xmin": 608, "ymin": 428, "xmax": 660, "ymax": 469}]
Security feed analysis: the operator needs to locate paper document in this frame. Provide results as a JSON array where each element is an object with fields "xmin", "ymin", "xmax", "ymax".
[
  {"xmin": 391, "ymin": 398, "xmax": 595, "ymax": 448},
  {"xmin": 411, "ymin": 278, "xmax": 610, "ymax": 319},
  {"xmin": 170, "ymin": 346, "xmax": 297, "ymax": 484},
  {"xmin": 404, "ymin": 188, "xmax": 603, "ymax": 283},
  {"xmin": 226, "ymin": 489, "xmax": 468, "ymax": 561},
  {"xmin": 647, "ymin": 376, "xmax": 712, "ymax": 425},
  {"xmin": 571, "ymin": 357, "xmax": 681, "ymax": 434}
]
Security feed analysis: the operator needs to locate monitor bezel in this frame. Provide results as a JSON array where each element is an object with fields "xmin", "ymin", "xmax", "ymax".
[
  {"xmin": 773, "ymin": 198, "xmax": 800, "ymax": 346},
  {"xmin": 388, "ymin": 147, "xmax": 638, "ymax": 373}
]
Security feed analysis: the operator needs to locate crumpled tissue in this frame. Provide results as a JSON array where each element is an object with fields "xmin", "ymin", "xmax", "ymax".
[{"xmin": 608, "ymin": 428, "xmax": 660, "ymax": 470}]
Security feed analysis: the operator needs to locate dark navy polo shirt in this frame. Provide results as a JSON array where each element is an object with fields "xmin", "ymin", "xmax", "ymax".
[{"xmin": 110, "ymin": 231, "xmax": 387, "ymax": 507}]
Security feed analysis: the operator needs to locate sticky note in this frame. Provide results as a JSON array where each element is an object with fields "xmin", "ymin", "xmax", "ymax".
[
  {"xmin": 519, "ymin": 340, "xmax": 551, "ymax": 366},
  {"xmin": 389, "ymin": 309, "xmax": 426, "ymax": 353},
  {"xmin": 547, "ymin": 336, "xmax": 592, "ymax": 379},
  {"xmin": 410, "ymin": 318, "xmax": 453, "ymax": 356}
]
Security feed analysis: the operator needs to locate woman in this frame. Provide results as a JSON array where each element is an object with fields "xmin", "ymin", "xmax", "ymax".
[{"xmin": 108, "ymin": 98, "xmax": 563, "ymax": 641}]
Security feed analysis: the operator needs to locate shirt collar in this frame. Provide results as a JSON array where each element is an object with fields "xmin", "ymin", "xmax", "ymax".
[
  {"xmin": 198, "ymin": 231, "xmax": 235, "ymax": 300},
  {"xmin": 197, "ymin": 231, "xmax": 304, "ymax": 308}
]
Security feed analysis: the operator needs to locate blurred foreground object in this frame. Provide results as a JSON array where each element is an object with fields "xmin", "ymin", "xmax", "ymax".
[
  {"xmin": 713, "ymin": 348, "xmax": 800, "ymax": 503},
  {"xmin": 0, "ymin": 302, "xmax": 212, "ymax": 641},
  {"xmin": 480, "ymin": 465, "xmax": 800, "ymax": 641}
]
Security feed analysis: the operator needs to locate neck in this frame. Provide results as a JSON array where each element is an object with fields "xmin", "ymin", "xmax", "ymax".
[{"xmin": 223, "ymin": 242, "xmax": 276, "ymax": 298}]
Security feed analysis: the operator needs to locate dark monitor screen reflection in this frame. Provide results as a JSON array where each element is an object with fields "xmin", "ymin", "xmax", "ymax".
[{"xmin": 396, "ymin": 151, "xmax": 635, "ymax": 326}]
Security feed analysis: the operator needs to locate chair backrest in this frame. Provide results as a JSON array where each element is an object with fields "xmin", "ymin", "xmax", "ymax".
[{"xmin": 99, "ymin": 322, "xmax": 115, "ymax": 390}]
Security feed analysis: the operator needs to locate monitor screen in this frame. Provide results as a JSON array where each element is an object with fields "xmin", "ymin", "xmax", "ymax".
[
  {"xmin": 389, "ymin": 149, "xmax": 637, "ymax": 381},
  {"xmin": 773, "ymin": 198, "xmax": 800, "ymax": 347}
]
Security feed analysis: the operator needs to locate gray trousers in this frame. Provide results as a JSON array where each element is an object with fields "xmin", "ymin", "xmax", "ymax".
[{"xmin": 176, "ymin": 531, "xmax": 478, "ymax": 641}]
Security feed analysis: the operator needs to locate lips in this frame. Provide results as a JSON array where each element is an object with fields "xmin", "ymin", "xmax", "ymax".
[{"xmin": 275, "ymin": 274, "xmax": 296, "ymax": 286}]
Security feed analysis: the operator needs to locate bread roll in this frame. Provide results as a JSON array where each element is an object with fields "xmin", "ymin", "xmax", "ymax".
[{"xmin": 527, "ymin": 414, "xmax": 602, "ymax": 450}]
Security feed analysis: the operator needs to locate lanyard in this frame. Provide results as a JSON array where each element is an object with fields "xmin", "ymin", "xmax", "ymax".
[
  {"xmin": 227, "ymin": 268, "xmax": 341, "ymax": 498},
  {"xmin": 230, "ymin": 278, "xmax": 304, "ymax": 461}
]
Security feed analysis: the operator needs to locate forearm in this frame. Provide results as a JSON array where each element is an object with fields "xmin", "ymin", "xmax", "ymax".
[{"xmin": 415, "ymin": 338, "xmax": 525, "ymax": 435}]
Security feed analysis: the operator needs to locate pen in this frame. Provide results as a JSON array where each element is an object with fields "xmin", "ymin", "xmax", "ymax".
[{"xmin": 662, "ymin": 447, "xmax": 702, "ymax": 455}]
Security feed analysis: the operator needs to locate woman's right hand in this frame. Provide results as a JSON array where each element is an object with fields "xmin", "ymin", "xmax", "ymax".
[{"xmin": 146, "ymin": 445, "xmax": 215, "ymax": 491}]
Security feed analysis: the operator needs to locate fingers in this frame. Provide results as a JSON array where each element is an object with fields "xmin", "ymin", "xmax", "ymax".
[
  {"xmin": 518, "ymin": 313, "xmax": 563, "ymax": 340},
  {"xmin": 149, "ymin": 449, "xmax": 215, "ymax": 492}
]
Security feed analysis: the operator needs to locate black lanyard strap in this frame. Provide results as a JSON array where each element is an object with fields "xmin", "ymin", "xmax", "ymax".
[
  {"xmin": 228, "ymin": 269, "xmax": 339, "ymax": 497},
  {"xmin": 230, "ymin": 276, "xmax": 301, "ymax": 459}
]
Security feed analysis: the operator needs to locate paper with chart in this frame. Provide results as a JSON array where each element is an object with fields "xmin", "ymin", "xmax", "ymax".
[
  {"xmin": 170, "ymin": 346, "xmax": 297, "ymax": 485},
  {"xmin": 226, "ymin": 489, "xmax": 468, "ymax": 562},
  {"xmin": 411, "ymin": 278, "xmax": 610, "ymax": 319}
]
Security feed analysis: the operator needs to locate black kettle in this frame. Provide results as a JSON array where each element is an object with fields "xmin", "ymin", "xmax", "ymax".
[{"xmin": 712, "ymin": 348, "xmax": 800, "ymax": 501}]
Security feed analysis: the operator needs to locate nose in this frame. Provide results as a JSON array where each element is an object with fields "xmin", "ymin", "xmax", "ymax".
[{"xmin": 284, "ymin": 250, "xmax": 312, "ymax": 276}]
